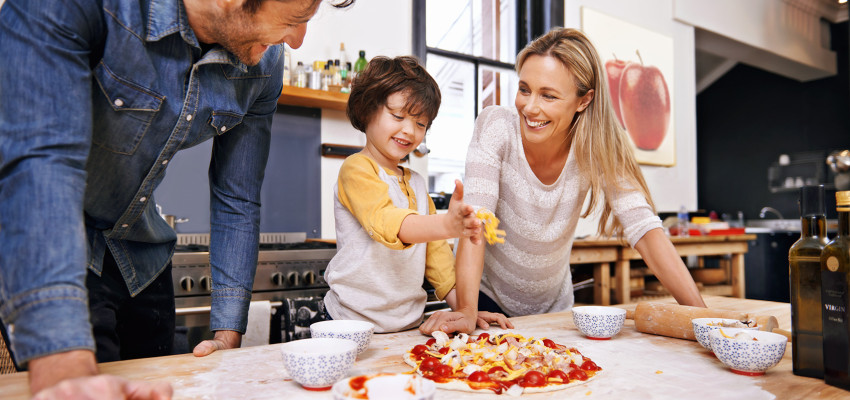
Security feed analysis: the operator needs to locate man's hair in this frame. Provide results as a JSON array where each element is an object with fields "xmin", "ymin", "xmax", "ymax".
[
  {"xmin": 346, "ymin": 56, "xmax": 441, "ymax": 133},
  {"xmin": 242, "ymin": 0, "xmax": 355, "ymax": 14}
]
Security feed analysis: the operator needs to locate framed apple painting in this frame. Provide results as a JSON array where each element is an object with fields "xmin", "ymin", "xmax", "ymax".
[{"xmin": 581, "ymin": 7, "xmax": 675, "ymax": 166}]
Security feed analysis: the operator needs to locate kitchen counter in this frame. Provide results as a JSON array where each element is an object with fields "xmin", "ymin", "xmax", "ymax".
[{"xmin": 1, "ymin": 295, "xmax": 844, "ymax": 399}]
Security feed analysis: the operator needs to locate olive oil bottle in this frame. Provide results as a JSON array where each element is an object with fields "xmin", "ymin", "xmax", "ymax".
[
  {"xmin": 789, "ymin": 185, "xmax": 828, "ymax": 378},
  {"xmin": 822, "ymin": 190, "xmax": 850, "ymax": 390}
]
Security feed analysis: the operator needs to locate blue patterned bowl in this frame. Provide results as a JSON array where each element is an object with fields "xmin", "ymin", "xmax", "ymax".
[
  {"xmin": 280, "ymin": 338, "xmax": 358, "ymax": 390},
  {"xmin": 571, "ymin": 306, "xmax": 626, "ymax": 340},
  {"xmin": 310, "ymin": 320, "xmax": 375, "ymax": 355},
  {"xmin": 691, "ymin": 318, "xmax": 758, "ymax": 352},
  {"xmin": 709, "ymin": 328, "xmax": 788, "ymax": 376}
]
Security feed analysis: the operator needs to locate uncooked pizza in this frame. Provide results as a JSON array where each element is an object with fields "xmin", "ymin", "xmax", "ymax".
[{"xmin": 403, "ymin": 331, "xmax": 602, "ymax": 395}]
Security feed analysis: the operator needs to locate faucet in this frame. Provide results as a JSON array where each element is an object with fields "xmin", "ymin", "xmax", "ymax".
[{"xmin": 758, "ymin": 207, "xmax": 784, "ymax": 219}]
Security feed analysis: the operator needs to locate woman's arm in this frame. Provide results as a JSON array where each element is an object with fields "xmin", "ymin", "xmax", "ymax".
[
  {"xmin": 633, "ymin": 228, "xmax": 706, "ymax": 307},
  {"xmin": 419, "ymin": 236, "xmax": 500, "ymax": 334}
]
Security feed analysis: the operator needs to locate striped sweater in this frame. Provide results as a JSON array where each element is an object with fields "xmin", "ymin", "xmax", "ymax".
[{"xmin": 464, "ymin": 106, "xmax": 662, "ymax": 316}]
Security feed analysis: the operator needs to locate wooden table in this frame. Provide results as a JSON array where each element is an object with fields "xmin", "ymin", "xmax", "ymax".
[
  {"xmin": 2, "ymin": 295, "xmax": 845, "ymax": 399},
  {"xmin": 572, "ymin": 235, "xmax": 756, "ymax": 305}
]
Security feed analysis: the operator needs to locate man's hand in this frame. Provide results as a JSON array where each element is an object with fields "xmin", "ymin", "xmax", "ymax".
[
  {"xmin": 192, "ymin": 330, "xmax": 242, "ymax": 357},
  {"xmin": 29, "ymin": 350, "xmax": 172, "ymax": 400}
]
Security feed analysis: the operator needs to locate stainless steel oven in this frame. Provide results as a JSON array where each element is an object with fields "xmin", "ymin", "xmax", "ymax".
[{"xmin": 171, "ymin": 233, "xmax": 336, "ymax": 350}]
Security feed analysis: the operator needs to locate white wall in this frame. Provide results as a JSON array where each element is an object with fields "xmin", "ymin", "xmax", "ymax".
[
  {"xmin": 565, "ymin": 0, "xmax": 698, "ymax": 237},
  {"xmin": 675, "ymin": 0, "xmax": 836, "ymax": 81},
  {"xmin": 292, "ymin": 0, "xmax": 415, "ymax": 238}
]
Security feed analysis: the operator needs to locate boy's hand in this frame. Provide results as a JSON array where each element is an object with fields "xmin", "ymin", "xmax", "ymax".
[{"xmin": 445, "ymin": 180, "xmax": 482, "ymax": 245}]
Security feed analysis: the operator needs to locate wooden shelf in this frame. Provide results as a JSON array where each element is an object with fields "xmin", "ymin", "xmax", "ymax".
[{"xmin": 277, "ymin": 85, "xmax": 349, "ymax": 111}]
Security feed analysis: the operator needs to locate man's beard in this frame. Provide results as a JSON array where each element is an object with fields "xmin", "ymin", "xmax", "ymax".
[{"xmin": 203, "ymin": 10, "xmax": 264, "ymax": 66}]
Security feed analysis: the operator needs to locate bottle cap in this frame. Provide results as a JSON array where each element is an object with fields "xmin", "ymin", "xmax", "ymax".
[
  {"xmin": 359, "ymin": 50, "xmax": 366, "ymax": 57},
  {"xmin": 837, "ymin": 190, "xmax": 850, "ymax": 207},
  {"xmin": 799, "ymin": 185, "xmax": 825, "ymax": 216}
]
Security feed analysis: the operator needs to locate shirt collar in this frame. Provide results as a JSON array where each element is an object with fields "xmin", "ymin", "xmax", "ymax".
[{"xmin": 146, "ymin": 0, "xmax": 248, "ymax": 70}]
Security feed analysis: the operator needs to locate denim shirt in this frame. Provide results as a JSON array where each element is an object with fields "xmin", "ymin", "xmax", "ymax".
[{"xmin": 0, "ymin": 0, "xmax": 282, "ymax": 365}]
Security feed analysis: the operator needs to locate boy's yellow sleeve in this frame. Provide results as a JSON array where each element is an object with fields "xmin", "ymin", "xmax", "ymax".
[
  {"xmin": 337, "ymin": 155, "xmax": 417, "ymax": 250},
  {"xmin": 423, "ymin": 196, "xmax": 456, "ymax": 300}
]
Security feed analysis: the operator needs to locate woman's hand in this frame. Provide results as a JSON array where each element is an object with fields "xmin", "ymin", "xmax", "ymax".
[
  {"xmin": 419, "ymin": 309, "xmax": 513, "ymax": 335},
  {"xmin": 444, "ymin": 180, "xmax": 482, "ymax": 245}
]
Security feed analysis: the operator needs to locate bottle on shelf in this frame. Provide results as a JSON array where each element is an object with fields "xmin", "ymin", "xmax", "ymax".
[
  {"xmin": 344, "ymin": 62, "xmax": 353, "ymax": 90},
  {"xmin": 790, "ymin": 185, "xmax": 828, "ymax": 378},
  {"xmin": 282, "ymin": 47, "xmax": 292, "ymax": 86},
  {"xmin": 321, "ymin": 62, "xmax": 331, "ymax": 91},
  {"xmin": 351, "ymin": 50, "xmax": 368, "ymax": 83},
  {"xmin": 292, "ymin": 61, "xmax": 306, "ymax": 88},
  {"xmin": 332, "ymin": 59, "xmax": 342, "ymax": 87},
  {"xmin": 338, "ymin": 42, "xmax": 349, "ymax": 73},
  {"xmin": 821, "ymin": 190, "xmax": 850, "ymax": 390},
  {"xmin": 675, "ymin": 206, "xmax": 690, "ymax": 237}
]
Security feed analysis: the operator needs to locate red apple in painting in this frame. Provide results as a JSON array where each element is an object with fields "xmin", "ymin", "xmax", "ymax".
[
  {"xmin": 619, "ymin": 51, "xmax": 670, "ymax": 151},
  {"xmin": 604, "ymin": 57, "xmax": 627, "ymax": 129}
]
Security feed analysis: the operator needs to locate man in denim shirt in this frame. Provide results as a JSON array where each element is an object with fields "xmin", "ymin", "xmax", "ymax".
[{"xmin": 0, "ymin": 0, "xmax": 354, "ymax": 397}]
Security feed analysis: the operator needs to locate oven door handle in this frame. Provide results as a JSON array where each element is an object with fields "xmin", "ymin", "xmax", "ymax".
[{"xmin": 176, "ymin": 302, "xmax": 283, "ymax": 316}]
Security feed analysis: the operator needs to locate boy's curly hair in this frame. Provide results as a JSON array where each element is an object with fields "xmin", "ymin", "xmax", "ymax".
[{"xmin": 347, "ymin": 55, "xmax": 441, "ymax": 133}]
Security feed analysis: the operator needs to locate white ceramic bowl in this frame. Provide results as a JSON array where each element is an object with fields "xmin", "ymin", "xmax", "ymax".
[
  {"xmin": 310, "ymin": 320, "xmax": 375, "ymax": 355},
  {"xmin": 709, "ymin": 328, "xmax": 788, "ymax": 376},
  {"xmin": 280, "ymin": 338, "xmax": 358, "ymax": 390},
  {"xmin": 332, "ymin": 373, "xmax": 436, "ymax": 400},
  {"xmin": 691, "ymin": 318, "xmax": 759, "ymax": 352},
  {"xmin": 572, "ymin": 306, "xmax": 626, "ymax": 339}
]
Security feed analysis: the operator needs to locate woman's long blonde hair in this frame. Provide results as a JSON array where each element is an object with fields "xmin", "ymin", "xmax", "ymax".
[{"xmin": 516, "ymin": 27, "xmax": 656, "ymax": 238}]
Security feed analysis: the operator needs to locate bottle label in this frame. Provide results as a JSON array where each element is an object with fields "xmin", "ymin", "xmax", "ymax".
[{"xmin": 827, "ymin": 256, "xmax": 839, "ymax": 272}]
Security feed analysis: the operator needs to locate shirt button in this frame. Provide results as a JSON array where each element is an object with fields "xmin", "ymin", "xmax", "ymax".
[
  {"xmin": 113, "ymin": 99, "xmax": 124, "ymax": 107},
  {"xmin": 186, "ymin": 114, "xmax": 193, "ymax": 121},
  {"xmin": 139, "ymin": 197, "xmax": 147, "ymax": 202},
  {"xmin": 121, "ymin": 224, "xmax": 129, "ymax": 228},
  {"xmin": 220, "ymin": 126, "xmax": 227, "ymax": 132},
  {"xmin": 162, "ymin": 160, "xmax": 168, "ymax": 165}
]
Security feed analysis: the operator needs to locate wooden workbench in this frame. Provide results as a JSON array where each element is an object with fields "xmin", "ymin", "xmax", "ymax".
[
  {"xmin": 571, "ymin": 234, "xmax": 756, "ymax": 305},
  {"xmin": 2, "ymin": 295, "xmax": 845, "ymax": 399}
]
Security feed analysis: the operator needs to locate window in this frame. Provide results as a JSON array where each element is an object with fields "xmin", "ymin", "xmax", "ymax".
[{"xmin": 414, "ymin": 0, "xmax": 519, "ymax": 194}]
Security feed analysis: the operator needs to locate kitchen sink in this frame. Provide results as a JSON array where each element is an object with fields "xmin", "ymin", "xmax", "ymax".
[{"xmin": 745, "ymin": 219, "xmax": 801, "ymax": 232}]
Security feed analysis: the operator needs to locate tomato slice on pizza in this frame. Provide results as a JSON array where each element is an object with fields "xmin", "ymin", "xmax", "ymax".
[{"xmin": 403, "ymin": 331, "xmax": 602, "ymax": 395}]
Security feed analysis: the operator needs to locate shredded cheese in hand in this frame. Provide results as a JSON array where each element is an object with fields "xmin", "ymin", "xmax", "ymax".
[{"xmin": 476, "ymin": 208, "xmax": 506, "ymax": 245}]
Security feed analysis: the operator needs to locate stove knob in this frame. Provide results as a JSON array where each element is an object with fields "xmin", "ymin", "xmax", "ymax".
[
  {"xmin": 303, "ymin": 271, "xmax": 316, "ymax": 286},
  {"xmin": 271, "ymin": 272, "xmax": 285, "ymax": 287},
  {"xmin": 199, "ymin": 276, "xmax": 211, "ymax": 291},
  {"xmin": 179, "ymin": 277, "xmax": 195, "ymax": 292},
  {"xmin": 287, "ymin": 271, "xmax": 300, "ymax": 287}
]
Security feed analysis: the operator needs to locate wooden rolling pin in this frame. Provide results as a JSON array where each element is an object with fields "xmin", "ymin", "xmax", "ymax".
[{"xmin": 625, "ymin": 302, "xmax": 791, "ymax": 341}]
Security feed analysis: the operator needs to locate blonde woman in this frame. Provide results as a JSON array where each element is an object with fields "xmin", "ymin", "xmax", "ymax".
[{"xmin": 421, "ymin": 27, "xmax": 705, "ymax": 334}]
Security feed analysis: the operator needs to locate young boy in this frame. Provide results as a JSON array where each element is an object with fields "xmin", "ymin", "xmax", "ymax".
[{"xmin": 322, "ymin": 56, "xmax": 511, "ymax": 333}]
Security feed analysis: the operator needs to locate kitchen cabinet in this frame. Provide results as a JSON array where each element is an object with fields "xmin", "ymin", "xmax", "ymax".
[
  {"xmin": 277, "ymin": 86, "xmax": 348, "ymax": 111},
  {"xmin": 744, "ymin": 231, "xmax": 797, "ymax": 302}
]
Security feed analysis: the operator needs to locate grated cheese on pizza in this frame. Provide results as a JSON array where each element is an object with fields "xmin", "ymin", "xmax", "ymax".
[{"xmin": 404, "ymin": 331, "xmax": 602, "ymax": 395}]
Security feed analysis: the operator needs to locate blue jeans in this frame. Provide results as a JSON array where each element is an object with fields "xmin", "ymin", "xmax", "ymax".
[{"xmin": 87, "ymin": 251, "xmax": 175, "ymax": 362}]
